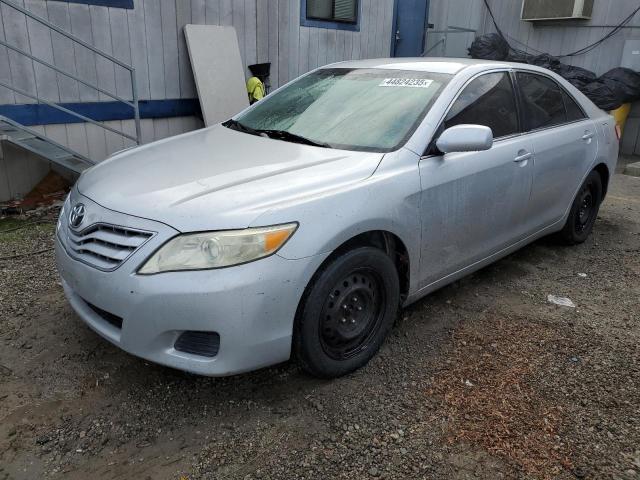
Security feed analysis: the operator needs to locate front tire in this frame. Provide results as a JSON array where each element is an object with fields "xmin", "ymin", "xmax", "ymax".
[
  {"xmin": 558, "ymin": 170, "xmax": 603, "ymax": 245},
  {"xmin": 294, "ymin": 247, "xmax": 400, "ymax": 378}
]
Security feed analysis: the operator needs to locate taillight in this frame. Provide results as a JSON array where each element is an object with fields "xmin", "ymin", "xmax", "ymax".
[{"xmin": 615, "ymin": 124, "xmax": 622, "ymax": 141}]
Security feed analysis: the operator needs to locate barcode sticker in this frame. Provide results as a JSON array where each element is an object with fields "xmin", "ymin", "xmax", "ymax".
[{"xmin": 379, "ymin": 78, "xmax": 434, "ymax": 88}]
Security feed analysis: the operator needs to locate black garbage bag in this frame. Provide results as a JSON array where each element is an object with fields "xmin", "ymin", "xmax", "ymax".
[
  {"xmin": 555, "ymin": 64, "xmax": 597, "ymax": 89},
  {"xmin": 468, "ymin": 33, "xmax": 509, "ymax": 61},
  {"xmin": 507, "ymin": 51, "xmax": 533, "ymax": 64},
  {"xmin": 599, "ymin": 68, "xmax": 640, "ymax": 103},
  {"xmin": 581, "ymin": 80, "xmax": 624, "ymax": 111},
  {"xmin": 528, "ymin": 53, "xmax": 561, "ymax": 71},
  {"xmin": 466, "ymin": 33, "xmax": 640, "ymax": 110}
]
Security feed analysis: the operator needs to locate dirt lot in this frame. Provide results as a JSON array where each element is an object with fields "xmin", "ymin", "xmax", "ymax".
[{"xmin": 1, "ymin": 172, "xmax": 639, "ymax": 480}]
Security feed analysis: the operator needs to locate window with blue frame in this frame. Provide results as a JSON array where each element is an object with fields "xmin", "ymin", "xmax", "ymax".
[
  {"xmin": 301, "ymin": 0, "xmax": 360, "ymax": 31},
  {"xmin": 54, "ymin": 0, "xmax": 134, "ymax": 9}
]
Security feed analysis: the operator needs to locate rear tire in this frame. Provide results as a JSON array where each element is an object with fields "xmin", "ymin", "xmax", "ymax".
[
  {"xmin": 558, "ymin": 170, "xmax": 602, "ymax": 245},
  {"xmin": 294, "ymin": 247, "xmax": 400, "ymax": 378}
]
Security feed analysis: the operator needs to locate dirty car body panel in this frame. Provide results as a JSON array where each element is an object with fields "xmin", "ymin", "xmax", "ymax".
[{"xmin": 55, "ymin": 58, "xmax": 618, "ymax": 376}]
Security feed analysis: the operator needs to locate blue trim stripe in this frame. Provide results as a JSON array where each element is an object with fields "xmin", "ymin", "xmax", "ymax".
[
  {"xmin": 0, "ymin": 99, "xmax": 202, "ymax": 126},
  {"xmin": 52, "ymin": 0, "xmax": 134, "ymax": 9}
]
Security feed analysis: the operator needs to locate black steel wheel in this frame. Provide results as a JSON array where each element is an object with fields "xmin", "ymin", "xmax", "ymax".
[
  {"xmin": 294, "ymin": 247, "xmax": 400, "ymax": 378},
  {"xmin": 575, "ymin": 183, "xmax": 596, "ymax": 233},
  {"xmin": 319, "ymin": 270, "xmax": 386, "ymax": 361},
  {"xmin": 559, "ymin": 170, "xmax": 603, "ymax": 245}
]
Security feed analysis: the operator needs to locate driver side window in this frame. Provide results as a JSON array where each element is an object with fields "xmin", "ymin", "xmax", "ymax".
[{"xmin": 444, "ymin": 72, "xmax": 519, "ymax": 139}]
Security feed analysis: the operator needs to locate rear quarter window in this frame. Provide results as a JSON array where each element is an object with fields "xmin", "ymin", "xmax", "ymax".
[{"xmin": 563, "ymin": 90, "xmax": 587, "ymax": 122}]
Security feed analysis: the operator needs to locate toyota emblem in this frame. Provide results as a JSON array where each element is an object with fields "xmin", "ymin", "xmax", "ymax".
[{"xmin": 69, "ymin": 203, "xmax": 85, "ymax": 229}]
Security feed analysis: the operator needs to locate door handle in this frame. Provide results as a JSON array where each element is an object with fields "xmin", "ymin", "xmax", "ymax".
[
  {"xmin": 514, "ymin": 152, "xmax": 532, "ymax": 163},
  {"xmin": 395, "ymin": 30, "xmax": 401, "ymax": 41},
  {"xmin": 582, "ymin": 132, "xmax": 594, "ymax": 141}
]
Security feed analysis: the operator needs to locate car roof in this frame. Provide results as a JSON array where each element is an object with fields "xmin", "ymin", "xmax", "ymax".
[
  {"xmin": 320, "ymin": 57, "xmax": 604, "ymax": 118},
  {"xmin": 323, "ymin": 57, "xmax": 545, "ymax": 75}
]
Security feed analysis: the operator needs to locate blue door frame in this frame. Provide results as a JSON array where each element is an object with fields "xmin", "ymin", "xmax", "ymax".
[{"xmin": 390, "ymin": 0, "xmax": 430, "ymax": 57}]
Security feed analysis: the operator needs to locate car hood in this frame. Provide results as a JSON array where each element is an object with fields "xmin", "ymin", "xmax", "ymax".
[{"xmin": 78, "ymin": 124, "xmax": 384, "ymax": 231}]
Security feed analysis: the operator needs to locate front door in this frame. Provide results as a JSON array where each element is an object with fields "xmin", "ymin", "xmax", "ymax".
[
  {"xmin": 391, "ymin": 0, "xmax": 429, "ymax": 57},
  {"xmin": 418, "ymin": 71, "xmax": 534, "ymax": 288}
]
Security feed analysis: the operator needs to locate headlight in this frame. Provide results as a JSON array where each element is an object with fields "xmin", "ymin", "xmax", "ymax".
[{"xmin": 138, "ymin": 223, "xmax": 298, "ymax": 274}]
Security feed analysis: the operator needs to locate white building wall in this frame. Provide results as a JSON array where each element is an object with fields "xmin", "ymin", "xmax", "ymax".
[
  {"xmin": 426, "ymin": 0, "xmax": 484, "ymax": 57},
  {"xmin": 476, "ymin": 0, "xmax": 640, "ymax": 156},
  {"xmin": 0, "ymin": 0, "xmax": 394, "ymax": 162}
]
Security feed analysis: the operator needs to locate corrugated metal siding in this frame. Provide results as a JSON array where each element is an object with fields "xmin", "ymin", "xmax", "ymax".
[
  {"xmin": 0, "ymin": 0, "xmax": 393, "ymax": 161},
  {"xmin": 477, "ymin": 0, "xmax": 640, "ymax": 155},
  {"xmin": 424, "ymin": 0, "xmax": 484, "ymax": 57},
  {"xmin": 428, "ymin": 0, "xmax": 484, "ymax": 32},
  {"xmin": 479, "ymin": 0, "xmax": 640, "ymax": 74}
]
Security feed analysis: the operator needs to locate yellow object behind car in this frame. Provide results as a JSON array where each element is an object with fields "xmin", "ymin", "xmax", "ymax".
[
  {"xmin": 611, "ymin": 102, "xmax": 631, "ymax": 136},
  {"xmin": 247, "ymin": 76, "xmax": 265, "ymax": 104}
]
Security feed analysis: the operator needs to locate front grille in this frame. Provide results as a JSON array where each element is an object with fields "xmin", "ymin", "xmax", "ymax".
[
  {"xmin": 63, "ymin": 223, "xmax": 153, "ymax": 271},
  {"xmin": 174, "ymin": 331, "xmax": 220, "ymax": 357},
  {"xmin": 86, "ymin": 301, "xmax": 123, "ymax": 329}
]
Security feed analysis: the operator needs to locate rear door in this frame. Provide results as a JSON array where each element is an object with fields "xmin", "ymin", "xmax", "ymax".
[
  {"xmin": 418, "ymin": 71, "xmax": 534, "ymax": 287},
  {"xmin": 515, "ymin": 72, "xmax": 598, "ymax": 231}
]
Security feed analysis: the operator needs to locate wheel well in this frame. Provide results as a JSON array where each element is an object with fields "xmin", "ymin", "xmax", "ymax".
[
  {"xmin": 329, "ymin": 231, "xmax": 410, "ymax": 301},
  {"xmin": 593, "ymin": 163, "xmax": 610, "ymax": 200}
]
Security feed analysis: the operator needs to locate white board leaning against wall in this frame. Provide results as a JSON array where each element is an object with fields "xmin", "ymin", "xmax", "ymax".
[{"xmin": 184, "ymin": 25, "xmax": 249, "ymax": 126}]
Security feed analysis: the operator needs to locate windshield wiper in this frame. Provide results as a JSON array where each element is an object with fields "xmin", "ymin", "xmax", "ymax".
[
  {"xmin": 222, "ymin": 118, "xmax": 261, "ymax": 136},
  {"xmin": 255, "ymin": 129, "xmax": 332, "ymax": 148},
  {"xmin": 223, "ymin": 120, "xmax": 331, "ymax": 148}
]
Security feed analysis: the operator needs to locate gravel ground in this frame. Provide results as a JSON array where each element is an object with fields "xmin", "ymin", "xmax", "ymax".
[{"xmin": 0, "ymin": 173, "xmax": 638, "ymax": 480}]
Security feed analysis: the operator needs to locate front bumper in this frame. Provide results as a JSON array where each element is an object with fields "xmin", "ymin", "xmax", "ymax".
[{"xmin": 55, "ymin": 191, "xmax": 328, "ymax": 376}]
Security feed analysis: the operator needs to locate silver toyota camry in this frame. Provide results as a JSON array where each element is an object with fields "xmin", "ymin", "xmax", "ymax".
[{"xmin": 56, "ymin": 58, "xmax": 619, "ymax": 378}]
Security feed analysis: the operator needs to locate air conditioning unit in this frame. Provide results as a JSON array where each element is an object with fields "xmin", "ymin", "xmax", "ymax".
[{"xmin": 521, "ymin": 0, "xmax": 594, "ymax": 22}]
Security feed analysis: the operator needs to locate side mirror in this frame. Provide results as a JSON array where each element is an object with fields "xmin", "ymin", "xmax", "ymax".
[{"xmin": 436, "ymin": 124, "xmax": 494, "ymax": 154}]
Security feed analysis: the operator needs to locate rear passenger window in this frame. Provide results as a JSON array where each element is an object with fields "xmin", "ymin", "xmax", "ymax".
[
  {"xmin": 444, "ymin": 72, "xmax": 519, "ymax": 139},
  {"xmin": 563, "ymin": 91, "xmax": 586, "ymax": 122},
  {"xmin": 517, "ymin": 72, "xmax": 567, "ymax": 130}
]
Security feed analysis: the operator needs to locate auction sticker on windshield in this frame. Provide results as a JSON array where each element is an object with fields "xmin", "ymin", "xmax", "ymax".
[{"xmin": 379, "ymin": 78, "xmax": 434, "ymax": 88}]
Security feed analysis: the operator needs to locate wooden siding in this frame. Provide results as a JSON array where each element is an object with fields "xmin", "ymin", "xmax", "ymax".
[
  {"xmin": 477, "ymin": 0, "xmax": 640, "ymax": 155},
  {"xmin": 0, "ymin": 0, "xmax": 394, "ymax": 161}
]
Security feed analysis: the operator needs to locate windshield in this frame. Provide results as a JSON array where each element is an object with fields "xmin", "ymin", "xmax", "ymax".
[{"xmin": 232, "ymin": 68, "xmax": 451, "ymax": 152}]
